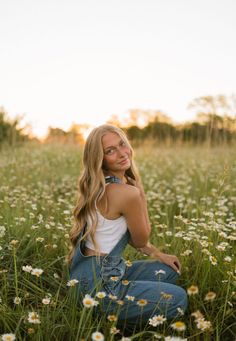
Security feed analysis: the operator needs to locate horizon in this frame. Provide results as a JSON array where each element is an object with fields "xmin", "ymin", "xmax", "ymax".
[{"xmin": 1, "ymin": 0, "xmax": 236, "ymax": 139}]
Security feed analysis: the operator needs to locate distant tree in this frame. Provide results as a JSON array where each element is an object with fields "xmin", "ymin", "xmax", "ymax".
[
  {"xmin": 187, "ymin": 94, "xmax": 236, "ymax": 145},
  {"xmin": 0, "ymin": 107, "xmax": 30, "ymax": 146}
]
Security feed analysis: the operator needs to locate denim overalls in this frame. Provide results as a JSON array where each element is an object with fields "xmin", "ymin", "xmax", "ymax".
[{"xmin": 69, "ymin": 175, "xmax": 187, "ymax": 328}]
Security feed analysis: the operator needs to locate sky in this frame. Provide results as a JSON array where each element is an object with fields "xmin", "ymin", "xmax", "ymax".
[{"xmin": 1, "ymin": 0, "xmax": 236, "ymax": 139}]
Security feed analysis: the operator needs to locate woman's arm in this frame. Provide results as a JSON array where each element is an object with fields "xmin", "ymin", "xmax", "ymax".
[
  {"xmin": 126, "ymin": 176, "xmax": 151, "ymax": 233},
  {"xmin": 126, "ymin": 177, "xmax": 181, "ymax": 274},
  {"xmin": 129, "ymin": 238, "xmax": 181, "ymax": 273}
]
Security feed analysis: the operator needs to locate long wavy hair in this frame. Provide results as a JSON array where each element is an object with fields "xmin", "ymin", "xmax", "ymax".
[{"xmin": 67, "ymin": 124, "xmax": 142, "ymax": 264}]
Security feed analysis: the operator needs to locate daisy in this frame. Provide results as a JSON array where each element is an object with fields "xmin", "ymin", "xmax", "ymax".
[
  {"xmin": 224, "ymin": 256, "xmax": 232, "ymax": 262},
  {"xmin": 110, "ymin": 327, "xmax": 120, "ymax": 335},
  {"xmin": 137, "ymin": 299, "xmax": 148, "ymax": 306},
  {"xmin": 1, "ymin": 334, "xmax": 16, "ymax": 341},
  {"xmin": 28, "ymin": 311, "xmax": 41, "ymax": 324},
  {"xmin": 161, "ymin": 292, "xmax": 173, "ymax": 300},
  {"xmin": 191, "ymin": 310, "xmax": 204, "ymax": 320},
  {"xmin": 125, "ymin": 260, "xmax": 133, "ymax": 267},
  {"xmin": 196, "ymin": 318, "xmax": 212, "ymax": 331},
  {"xmin": 27, "ymin": 328, "xmax": 35, "ymax": 334},
  {"xmin": 91, "ymin": 331, "xmax": 104, "ymax": 341},
  {"xmin": 31, "ymin": 268, "xmax": 43, "ymax": 277},
  {"xmin": 170, "ymin": 321, "xmax": 186, "ymax": 331},
  {"xmin": 110, "ymin": 276, "xmax": 119, "ymax": 281},
  {"xmin": 187, "ymin": 285, "xmax": 199, "ymax": 295},
  {"xmin": 13, "ymin": 297, "xmax": 21, "ymax": 305},
  {"xmin": 149, "ymin": 314, "xmax": 167, "ymax": 326},
  {"xmin": 66, "ymin": 279, "xmax": 79, "ymax": 287},
  {"xmin": 116, "ymin": 300, "xmax": 124, "ymax": 305},
  {"xmin": 83, "ymin": 294, "xmax": 98, "ymax": 308},
  {"xmin": 204, "ymin": 291, "xmax": 216, "ymax": 301},
  {"xmin": 22, "ymin": 265, "xmax": 33, "ymax": 273},
  {"xmin": 165, "ymin": 337, "xmax": 187, "ymax": 341},
  {"xmin": 122, "ymin": 280, "xmax": 130, "ymax": 285},
  {"xmin": 125, "ymin": 295, "xmax": 135, "ymax": 301},
  {"xmin": 9, "ymin": 240, "xmax": 19, "ymax": 246},
  {"xmin": 177, "ymin": 307, "xmax": 184, "ymax": 316},
  {"xmin": 96, "ymin": 291, "xmax": 106, "ymax": 299},
  {"xmin": 42, "ymin": 297, "xmax": 51, "ymax": 305},
  {"xmin": 107, "ymin": 315, "xmax": 117, "ymax": 322},
  {"xmin": 209, "ymin": 255, "xmax": 217, "ymax": 266}
]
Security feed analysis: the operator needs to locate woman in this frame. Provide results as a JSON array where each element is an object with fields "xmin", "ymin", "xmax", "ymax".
[{"xmin": 67, "ymin": 124, "xmax": 187, "ymax": 331}]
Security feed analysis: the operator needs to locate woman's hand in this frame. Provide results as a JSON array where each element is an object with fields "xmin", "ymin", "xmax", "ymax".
[{"xmin": 153, "ymin": 251, "xmax": 181, "ymax": 274}]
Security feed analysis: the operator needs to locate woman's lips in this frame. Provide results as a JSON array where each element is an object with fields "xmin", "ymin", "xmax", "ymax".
[{"xmin": 119, "ymin": 158, "xmax": 129, "ymax": 165}]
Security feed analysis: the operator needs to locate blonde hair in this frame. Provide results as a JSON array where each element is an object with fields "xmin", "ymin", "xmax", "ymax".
[{"xmin": 67, "ymin": 124, "xmax": 141, "ymax": 264}]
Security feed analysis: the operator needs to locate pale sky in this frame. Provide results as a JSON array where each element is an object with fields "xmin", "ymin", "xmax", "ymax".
[{"xmin": 1, "ymin": 0, "xmax": 236, "ymax": 138}]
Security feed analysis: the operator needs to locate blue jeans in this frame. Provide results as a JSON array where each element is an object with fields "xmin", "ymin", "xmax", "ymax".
[{"xmin": 69, "ymin": 228, "xmax": 187, "ymax": 328}]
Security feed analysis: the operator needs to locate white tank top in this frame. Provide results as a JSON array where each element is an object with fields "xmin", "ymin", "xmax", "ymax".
[{"xmin": 84, "ymin": 183, "xmax": 127, "ymax": 253}]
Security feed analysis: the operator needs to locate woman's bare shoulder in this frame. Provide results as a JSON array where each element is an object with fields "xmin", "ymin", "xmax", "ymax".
[{"xmin": 106, "ymin": 183, "xmax": 140, "ymax": 207}]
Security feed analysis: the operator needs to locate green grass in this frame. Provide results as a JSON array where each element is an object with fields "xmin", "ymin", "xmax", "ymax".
[{"xmin": 0, "ymin": 143, "xmax": 235, "ymax": 340}]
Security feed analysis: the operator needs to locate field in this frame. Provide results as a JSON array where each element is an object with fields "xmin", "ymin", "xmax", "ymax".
[{"xmin": 0, "ymin": 143, "xmax": 235, "ymax": 341}]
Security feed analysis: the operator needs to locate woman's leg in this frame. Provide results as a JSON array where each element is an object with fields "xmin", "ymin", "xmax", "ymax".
[
  {"xmin": 125, "ymin": 259, "xmax": 179, "ymax": 284},
  {"xmin": 101, "ymin": 279, "xmax": 187, "ymax": 333}
]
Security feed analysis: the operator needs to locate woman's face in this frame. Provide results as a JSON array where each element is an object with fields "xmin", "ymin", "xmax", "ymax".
[{"xmin": 102, "ymin": 132, "xmax": 131, "ymax": 172}]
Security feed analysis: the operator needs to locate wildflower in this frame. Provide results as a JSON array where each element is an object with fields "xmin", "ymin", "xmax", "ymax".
[
  {"xmin": 149, "ymin": 314, "xmax": 167, "ymax": 326},
  {"xmin": 187, "ymin": 285, "xmax": 199, "ymax": 295},
  {"xmin": 165, "ymin": 337, "xmax": 187, "ymax": 341},
  {"xmin": 36, "ymin": 237, "xmax": 44, "ymax": 242},
  {"xmin": 107, "ymin": 315, "xmax": 117, "ymax": 322},
  {"xmin": 110, "ymin": 276, "xmax": 119, "ymax": 281},
  {"xmin": 224, "ymin": 256, "xmax": 232, "ymax": 262},
  {"xmin": 204, "ymin": 291, "xmax": 216, "ymax": 301},
  {"xmin": 125, "ymin": 260, "xmax": 133, "ymax": 267},
  {"xmin": 27, "ymin": 328, "xmax": 35, "ymax": 334},
  {"xmin": 53, "ymin": 273, "xmax": 59, "ymax": 279},
  {"xmin": 13, "ymin": 296, "xmax": 21, "ymax": 305},
  {"xmin": 22, "ymin": 265, "xmax": 33, "ymax": 273},
  {"xmin": 0, "ymin": 226, "xmax": 6, "ymax": 238},
  {"xmin": 119, "ymin": 338, "xmax": 131, "ymax": 341},
  {"xmin": 116, "ymin": 300, "xmax": 124, "ymax": 305},
  {"xmin": 110, "ymin": 327, "xmax": 120, "ymax": 334},
  {"xmin": 42, "ymin": 297, "xmax": 51, "ymax": 305},
  {"xmin": 161, "ymin": 292, "xmax": 173, "ymax": 300},
  {"xmin": 137, "ymin": 299, "xmax": 148, "ymax": 306},
  {"xmin": 67, "ymin": 279, "xmax": 79, "ymax": 287},
  {"xmin": 196, "ymin": 318, "xmax": 212, "ymax": 331},
  {"xmin": 180, "ymin": 249, "xmax": 192, "ymax": 256},
  {"xmin": 9, "ymin": 240, "xmax": 19, "ymax": 246},
  {"xmin": 28, "ymin": 311, "xmax": 41, "ymax": 324},
  {"xmin": 83, "ymin": 294, "xmax": 99, "ymax": 308},
  {"xmin": 155, "ymin": 269, "xmax": 166, "ymax": 275},
  {"xmin": 96, "ymin": 291, "xmax": 106, "ymax": 299},
  {"xmin": 31, "ymin": 268, "xmax": 44, "ymax": 277},
  {"xmin": 191, "ymin": 310, "xmax": 204, "ymax": 320},
  {"xmin": 122, "ymin": 280, "xmax": 130, "ymax": 285},
  {"xmin": 108, "ymin": 294, "xmax": 117, "ymax": 300},
  {"xmin": 209, "ymin": 255, "xmax": 217, "ymax": 266},
  {"xmin": 125, "ymin": 295, "xmax": 134, "ymax": 301},
  {"xmin": 91, "ymin": 331, "xmax": 104, "ymax": 341},
  {"xmin": 177, "ymin": 307, "xmax": 185, "ymax": 315},
  {"xmin": 1, "ymin": 334, "xmax": 16, "ymax": 341},
  {"xmin": 170, "ymin": 321, "xmax": 186, "ymax": 331}
]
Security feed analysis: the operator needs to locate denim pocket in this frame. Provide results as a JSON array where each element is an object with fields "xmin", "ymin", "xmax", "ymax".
[{"xmin": 100, "ymin": 256, "xmax": 126, "ymax": 296}]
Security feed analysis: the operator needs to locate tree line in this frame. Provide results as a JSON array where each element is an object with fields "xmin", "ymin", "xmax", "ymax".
[{"xmin": 1, "ymin": 94, "xmax": 236, "ymax": 147}]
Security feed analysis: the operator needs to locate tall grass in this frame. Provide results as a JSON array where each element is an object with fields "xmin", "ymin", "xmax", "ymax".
[{"xmin": 0, "ymin": 143, "xmax": 235, "ymax": 340}]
